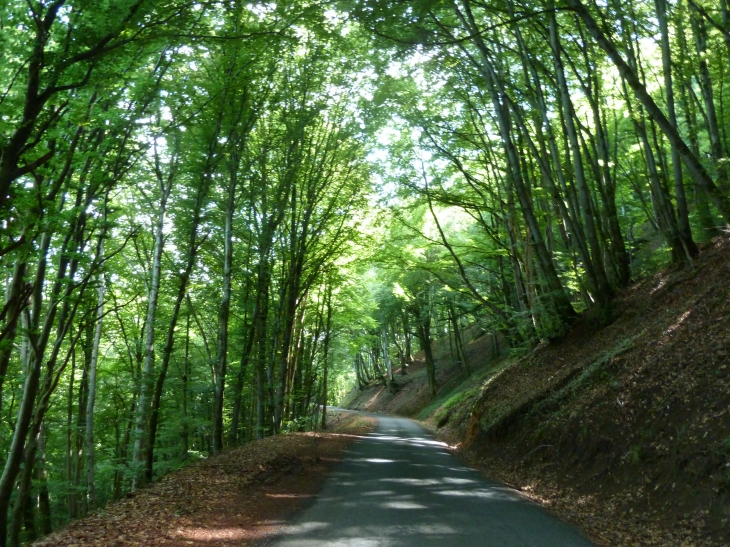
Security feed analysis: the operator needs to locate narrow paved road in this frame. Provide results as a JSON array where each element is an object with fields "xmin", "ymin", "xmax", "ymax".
[{"xmin": 270, "ymin": 412, "xmax": 594, "ymax": 546}]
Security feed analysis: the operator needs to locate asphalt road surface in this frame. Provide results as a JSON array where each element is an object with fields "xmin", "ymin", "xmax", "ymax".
[{"xmin": 270, "ymin": 411, "xmax": 595, "ymax": 546}]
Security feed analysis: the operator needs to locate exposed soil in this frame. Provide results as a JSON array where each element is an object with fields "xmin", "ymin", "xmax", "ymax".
[
  {"xmin": 35, "ymin": 236, "xmax": 730, "ymax": 547},
  {"xmin": 33, "ymin": 412, "xmax": 376, "ymax": 547},
  {"xmin": 345, "ymin": 235, "xmax": 730, "ymax": 546}
]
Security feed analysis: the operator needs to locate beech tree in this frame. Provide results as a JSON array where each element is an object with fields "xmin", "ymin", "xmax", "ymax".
[{"xmin": 1, "ymin": 0, "xmax": 729, "ymax": 543}]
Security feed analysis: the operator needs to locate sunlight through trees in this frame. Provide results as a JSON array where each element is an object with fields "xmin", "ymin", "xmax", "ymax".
[{"xmin": 0, "ymin": 0, "xmax": 729, "ymax": 543}]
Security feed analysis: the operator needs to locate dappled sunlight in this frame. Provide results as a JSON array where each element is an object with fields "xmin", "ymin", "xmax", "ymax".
[
  {"xmin": 381, "ymin": 477, "xmax": 442, "ymax": 486},
  {"xmin": 279, "ymin": 521, "xmax": 332, "ymax": 535},
  {"xmin": 271, "ymin": 415, "xmax": 594, "ymax": 546},
  {"xmin": 436, "ymin": 488, "xmax": 519, "ymax": 501},
  {"xmin": 662, "ymin": 310, "xmax": 691, "ymax": 340},
  {"xmin": 479, "ymin": 366, "xmax": 509, "ymax": 392},
  {"xmin": 441, "ymin": 477, "xmax": 476, "ymax": 484},
  {"xmin": 650, "ymin": 276, "xmax": 667, "ymax": 294},
  {"xmin": 361, "ymin": 489, "xmax": 396, "ymax": 496},
  {"xmin": 381, "ymin": 500, "xmax": 428, "ymax": 509},
  {"xmin": 365, "ymin": 433, "xmax": 448, "ymax": 448},
  {"xmin": 176, "ymin": 525, "xmax": 264, "ymax": 541},
  {"xmin": 365, "ymin": 386, "xmax": 386, "ymax": 408}
]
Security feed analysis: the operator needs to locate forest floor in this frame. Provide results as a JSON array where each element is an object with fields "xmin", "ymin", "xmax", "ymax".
[
  {"xmin": 33, "ymin": 412, "xmax": 376, "ymax": 547},
  {"xmin": 343, "ymin": 234, "xmax": 730, "ymax": 547}
]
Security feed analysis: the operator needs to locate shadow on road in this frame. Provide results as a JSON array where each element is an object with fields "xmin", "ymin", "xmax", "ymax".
[{"xmin": 270, "ymin": 414, "xmax": 594, "ymax": 547}]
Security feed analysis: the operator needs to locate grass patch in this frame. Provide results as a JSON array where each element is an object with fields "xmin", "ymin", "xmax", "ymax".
[{"xmin": 418, "ymin": 357, "xmax": 511, "ymax": 422}]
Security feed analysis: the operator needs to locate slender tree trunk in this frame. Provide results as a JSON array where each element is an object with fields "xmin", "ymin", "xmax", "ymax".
[
  {"xmin": 676, "ymin": 10, "xmax": 720, "ymax": 237},
  {"xmin": 447, "ymin": 300, "xmax": 470, "ymax": 372},
  {"xmin": 75, "ymin": 330, "xmax": 89, "ymax": 518},
  {"xmin": 453, "ymin": 0, "xmax": 576, "ymax": 330},
  {"xmin": 657, "ymin": 0, "xmax": 698, "ymax": 256},
  {"xmin": 66, "ymin": 349, "xmax": 76, "ymax": 519},
  {"xmin": 36, "ymin": 425, "xmax": 51, "ymax": 536},
  {"xmin": 567, "ymin": 0, "xmax": 730, "ymax": 223},
  {"xmin": 320, "ymin": 283, "xmax": 333, "ymax": 429},
  {"xmin": 213, "ymin": 169, "xmax": 237, "ymax": 453},
  {"xmin": 132, "ymin": 170, "xmax": 171, "ymax": 490},
  {"xmin": 0, "ymin": 233, "xmax": 53, "ymax": 547},
  {"xmin": 612, "ymin": 2, "xmax": 691, "ymax": 263},
  {"xmin": 229, "ymin": 270, "xmax": 255, "ymax": 446},
  {"xmin": 415, "ymin": 308, "xmax": 437, "ymax": 398},
  {"xmin": 0, "ymin": 263, "xmax": 27, "ymax": 412},
  {"xmin": 145, "ymin": 176, "xmax": 208, "ymax": 477},
  {"xmin": 255, "ymin": 268, "xmax": 270, "ymax": 439},
  {"xmin": 145, "ymin": 281, "xmax": 190, "ymax": 481},
  {"xmin": 85, "ymin": 271, "xmax": 105, "ymax": 509},
  {"xmin": 549, "ymin": 7, "xmax": 613, "ymax": 305},
  {"xmin": 10, "ymin": 277, "xmax": 85, "ymax": 546},
  {"xmin": 274, "ymin": 273, "xmax": 300, "ymax": 433},
  {"xmin": 354, "ymin": 354, "xmax": 365, "ymax": 389},
  {"xmin": 690, "ymin": 4, "xmax": 730, "ymax": 194},
  {"xmin": 182, "ymin": 300, "xmax": 191, "ymax": 458},
  {"xmin": 382, "ymin": 324, "xmax": 393, "ymax": 383}
]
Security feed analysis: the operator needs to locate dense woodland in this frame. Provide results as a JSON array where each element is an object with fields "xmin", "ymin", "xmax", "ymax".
[{"xmin": 0, "ymin": 0, "xmax": 729, "ymax": 544}]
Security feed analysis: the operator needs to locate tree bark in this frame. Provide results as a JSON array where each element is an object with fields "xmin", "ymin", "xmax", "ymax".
[
  {"xmin": 85, "ymin": 270, "xmax": 105, "ymax": 509},
  {"xmin": 690, "ymin": 4, "xmax": 729, "ymax": 194},
  {"xmin": 132, "ymin": 147, "xmax": 173, "ymax": 491},
  {"xmin": 320, "ymin": 282, "xmax": 333, "ymax": 429},
  {"xmin": 213, "ymin": 171, "xmax": 237, "ymax": 453},
  {"xmin": 567, "ymin": 0, "xmax": 730, "ymax": 223}
]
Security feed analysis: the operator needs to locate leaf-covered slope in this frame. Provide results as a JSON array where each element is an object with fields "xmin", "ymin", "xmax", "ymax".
[
  {"xmin": 32, "ymin": 413, "xmax": 375, "ymax": 547},
  {"xmin": 344, "ymin": 235, "xmax": 730, "ymax": 546}
]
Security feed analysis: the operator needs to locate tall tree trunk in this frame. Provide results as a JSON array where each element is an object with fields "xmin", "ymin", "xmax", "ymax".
[
  {"xmin": 182, "ymin": 299, "xmax": 191, "ymax": 459},
  {"xmin": 612, "ymin": 4, "xmax": 691, "ymax": 263},
  {"xmin": 0, "ymin": 232, "xmax": 54, "ymax": 547},
  {"xmin": 132, "ymin": 163, "xmax": 171, "ymax": 490},
  {"xmin": 447, "ymin": 300, "xmax": 469, "ymax": 372},
  {"xmin": 36, "ymin": 425, "xmax": 52, "ymax": 536},
  {"xmin": 145, "ymin": 193, "xmax": 206, "ymax": 480},
  {"xmin": 690, "ymin": 4, "xmax": 730, "ymax": 194},
  {"xmin": 381, "ymin": 323, "xmax": 393, "ymax": 384},
  {"xmin": 320, "ymin": 282, "xmax": 333, "ymax": 429},
  {"xmin": 415, "ymin": 305, "xmax": 437, "ymax": 398},
  {"xmin": 9, "ymin": 261, "xmax": 85, "ymax": 546},
  {"xmin": 255, "ymin": 267, "xmax": 270, "ymax": 439},
  {"xmin": 455, "ymin": 0, "xmax": 577, "ymax": 329},
  {"xmin": 229, "ymin": 266, "xmax": 255, "ymax": 446},
  {"xmin": 85, "ymin": 270, "xmax": 105, "ymax": 510},
  {"xmin": 676, "ymin": 10, "xmax": 720, "ymax": 237},
  {"xmin": 213, "ymin": 172, "xmax": 237, "ymax": 453},
  {"xmin": 66, "ymin": 350, "xmax": 77, "ymax": 519},
  {"xmin": 567, "ymin": 0, "xmax": 730, "ymax": 223},
  {"xmin": 657, "ymin": 0, "xmax": 698, "ymax": 256},
  {"xmin": 549, "ymin": 6, "xmax": 613, "ymax": 306},
  {"xmin": 0, "ymin": 263, "xmax": 27, "ymax": 412}
]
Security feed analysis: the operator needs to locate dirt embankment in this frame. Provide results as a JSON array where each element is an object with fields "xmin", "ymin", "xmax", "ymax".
[
  {"xmin": 345, "ymin": 236, "xmax": 730, "ymax": 546},
  {"xmin": 34, "ymin": 413, "xmax": 375, "ymax": 547}
]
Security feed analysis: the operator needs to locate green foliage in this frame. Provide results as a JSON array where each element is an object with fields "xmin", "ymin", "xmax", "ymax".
[
  {"xmin": 1, "ymin": 0, "xmax": 730, "ymax": 542},
  {"xmin": 627, "ymin": 444, "xmax": 643, "ymax": 466}
]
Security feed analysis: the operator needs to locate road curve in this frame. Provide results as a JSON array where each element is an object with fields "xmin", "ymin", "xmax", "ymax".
[{"xmin": 270, "ymin": 411, "xmax": 594, "ymax": 547}]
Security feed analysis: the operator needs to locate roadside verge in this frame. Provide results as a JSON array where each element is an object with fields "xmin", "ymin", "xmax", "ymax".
[{"xmin": 33, "ymin": 412, "xmax": 376, "ymax": 547}]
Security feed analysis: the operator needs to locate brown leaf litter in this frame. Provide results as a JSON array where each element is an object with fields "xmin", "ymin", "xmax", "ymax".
[{"xmin": 34, "ymin": 412, "xmax": 376, "ymax": 547}]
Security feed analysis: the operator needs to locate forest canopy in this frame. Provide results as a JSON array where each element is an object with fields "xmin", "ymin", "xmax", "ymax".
[{"xmin": 0, "ymin": 0, "xmax": 728, "ymax": 544}]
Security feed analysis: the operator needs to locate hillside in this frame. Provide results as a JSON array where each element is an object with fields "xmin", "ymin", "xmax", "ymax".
[
  {"xmin": 342, "ymin": 235, "xmax": 730, "ymax": 546},
  {"xmin": 32, "ymin": 413, "xmax": 376, "ymax": 547}
]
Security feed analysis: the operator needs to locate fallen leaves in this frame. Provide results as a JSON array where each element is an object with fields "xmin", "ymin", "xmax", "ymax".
[
  {"xmin": 351, "ymin": 235, "xmax": 730, "ymax": 546},
  {"xmin": 34, "ymin": 412, "xmax": 375, "ymax": 547}
]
